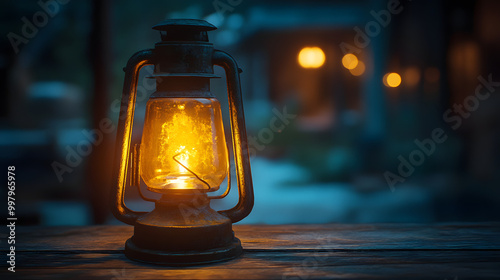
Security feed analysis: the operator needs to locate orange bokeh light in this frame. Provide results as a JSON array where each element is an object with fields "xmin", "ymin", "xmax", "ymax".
[
  {"xmin": 384, "ymin": 73, "xmax": 402, "ymax": 88},
  {"xmin": 349, "ymin": 61, "xmax": 365, "ymax": 76},
  {"xmin": 342, "ymin": 54, "xmax": 359, "ymax": 70},
  {"xmin": 298, "ymin": 47, "xmax": 325, "ymax": 68}
]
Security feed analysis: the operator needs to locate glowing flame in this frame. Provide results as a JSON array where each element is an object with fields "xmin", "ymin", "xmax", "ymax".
[{"xmin": 140, "ymin": 98, "xmax": 228, "ymax": 191}]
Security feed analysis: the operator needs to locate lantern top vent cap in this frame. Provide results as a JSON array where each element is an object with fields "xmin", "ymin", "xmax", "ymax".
[
  {"xmin": 153, "ymin": 19, "xmax": 217, "ymax": 42},
  {"xmin": 153, "ymin": 19, "xmax": 217, "ymax": 31}
]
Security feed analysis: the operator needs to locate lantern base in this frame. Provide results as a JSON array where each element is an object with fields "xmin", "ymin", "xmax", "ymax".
[
  {"xmin": 123, "ymin": 194, "xmax": 242, "ymax": 266},
  {"xmin": 124, "ymin": 236, "xmax": 242, "ymax": 266}
]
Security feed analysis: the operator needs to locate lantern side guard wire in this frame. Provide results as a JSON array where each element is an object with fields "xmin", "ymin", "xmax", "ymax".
[
  {"xmin": 131, "ymin": 143, "xmax": 156, "ymax": 202},
  {"xmin": 110, "ymin": 49, "xmax": 154, "ymax": 225},
  {"xmin": 213, "ymin": 49, "xmax": 254, "ymax": 223},
  {"xmin": 207, "ymin": 139, "xmax": 232, "ymax": 199}
]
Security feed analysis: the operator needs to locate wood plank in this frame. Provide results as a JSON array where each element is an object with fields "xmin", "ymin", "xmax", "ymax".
[
  {"xmin": 6, "ymin": 251, "xmax": 500, "ymax": 279},
  {"xmin": 1, "ymin": 224, "xmax": 499, "ymax": 279},
  {"xmin": 12, "ymin": 250, "xmax": 500, "ymax": 268},
  {"xmin": 4, "ymin": 223, "xmax": 500, "ymax": 251}
]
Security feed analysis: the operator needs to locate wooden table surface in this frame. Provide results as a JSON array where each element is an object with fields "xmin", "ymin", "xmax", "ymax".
[{"xmin": 2, "ymin": 223, "xmax": 500, "ymax": 279}]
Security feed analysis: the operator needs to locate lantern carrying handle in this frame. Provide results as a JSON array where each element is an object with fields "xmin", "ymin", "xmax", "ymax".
[
  {"xmin": 110, "ymin": 49, "xmax": 154, "ymax": 225},
  {"xmin": 213, "ymin": 50, "xmax": 254, "ymax": 223}
]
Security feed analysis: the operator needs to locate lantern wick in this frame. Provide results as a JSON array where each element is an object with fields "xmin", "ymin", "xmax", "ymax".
[{"xmin": 173, "ymin": 153, "xmax": 211, "ymax": 190}]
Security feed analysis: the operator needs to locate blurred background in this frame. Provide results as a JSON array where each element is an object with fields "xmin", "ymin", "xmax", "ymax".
[{"xmin": 1, "ymin": 0, "xmax": 499, "ymax": 225}]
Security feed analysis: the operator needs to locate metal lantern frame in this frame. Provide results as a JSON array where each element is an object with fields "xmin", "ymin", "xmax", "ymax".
[{"xmin": 110, "ymin": 19, "xmax": 254, "ymax": 265}]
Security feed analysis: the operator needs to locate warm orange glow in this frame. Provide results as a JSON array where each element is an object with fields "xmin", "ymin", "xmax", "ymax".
[
  {"xmin": 384, "ymin": 72, "xmax": 401, "ymax": 87},
  {"xmin": 298, "ymin": 47, "xmax": 325, "ymax": 68},
  {"xmin": 140, "ymin": 98, "xmax": 228, "ymax": 191},
  {"xmin": 342, "ymin": 54, "xmax": 359, "ymax": 70},
  {"xmin": 424, "ymin": 67, "xmax": 440, "ymax": 83},
  {"xmin": 349, "ymin": 61, "xmax": 365, "ymax": 76},
  {"xmin": 403, "ymin": 67, "xmax": 420, "ymax": 87}
]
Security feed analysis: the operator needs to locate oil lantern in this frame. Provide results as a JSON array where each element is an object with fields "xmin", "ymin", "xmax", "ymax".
[{"xmin": 110, "ymin": 19, "xmax": 254, "ymax": 265}]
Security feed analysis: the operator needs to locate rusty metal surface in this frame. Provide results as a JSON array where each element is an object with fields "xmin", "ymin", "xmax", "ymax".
[
  {"xmin": 110, "ymin": 49, "xmax": 153, "ymax": 225},
  {"xmin": 213, "ymin": 50, "xmax": 254, "ymax": 223}
]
